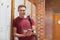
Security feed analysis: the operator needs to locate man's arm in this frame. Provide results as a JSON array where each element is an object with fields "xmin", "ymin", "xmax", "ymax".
[
  {"xmin": 13, "ymin": 27, "xmax": 33, "ymax": 37},
  {"xmin": 32, "ymin": 25, "xmax": 37, "ymax": 35},
  {"xmin": 13, "ymin": 27, "xmax": 25, "ymax": 37}
]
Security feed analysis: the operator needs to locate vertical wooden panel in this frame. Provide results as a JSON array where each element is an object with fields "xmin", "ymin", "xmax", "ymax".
[
  {"xmin": 24, "ymin": 0, "xmax": 26, "ymax": 6},
  {"xmin": 10, "ymin": 0, "xmax": 14, "ymax": 40},
  {"xmin": 53, "ymin": 13, "xmax": 60, "ymax": 40}
]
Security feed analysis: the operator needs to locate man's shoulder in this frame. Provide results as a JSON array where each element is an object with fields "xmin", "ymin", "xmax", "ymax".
[{"xmin": 14, "ymin": 16, "xmax": 19, "ymax": 21}]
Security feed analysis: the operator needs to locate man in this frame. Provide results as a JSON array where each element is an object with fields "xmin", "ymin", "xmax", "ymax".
[{"xmin": 13, "ymin": 5, "xmax": 36, "ymax": 40}]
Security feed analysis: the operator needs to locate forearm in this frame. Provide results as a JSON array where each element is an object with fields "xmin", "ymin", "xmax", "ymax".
[
  {"xmin": 14, "ymin": 33, "xmax": 25, "ymax": 37},
  {"xmin": 32, "ymin": 25, "xmax": 36, "ymax": 35}
]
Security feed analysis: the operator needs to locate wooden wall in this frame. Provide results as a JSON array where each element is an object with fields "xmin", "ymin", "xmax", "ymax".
[
  {"xmin": 46, "ymin": 0, "xmax": 60, "ymax": 10},
  {"xmin": 53, "ymin": 13, "xmax": 60, "ymax": 40},
  {"xmin": 46, "ymin": 0, "xmax": 60, "ymax": 40}
]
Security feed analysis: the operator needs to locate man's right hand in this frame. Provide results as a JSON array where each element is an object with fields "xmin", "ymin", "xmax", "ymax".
[{"xmin": 23, "ymin": 30, "xmax": 32, "ymax": 37}]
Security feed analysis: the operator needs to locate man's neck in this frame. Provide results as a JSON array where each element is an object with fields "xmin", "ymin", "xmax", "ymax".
[
  {"xmin": 19, "ymin": 16, "xmax": 24, "ymax": 18},
  {"xmin": 19, "ymin": 15, "xmax": 27, "ymax": 18}
]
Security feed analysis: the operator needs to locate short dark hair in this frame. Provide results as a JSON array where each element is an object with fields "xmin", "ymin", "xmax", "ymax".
[{"xmin": 18, "ymin": 5, "xmax": 26, "ymax": 10}]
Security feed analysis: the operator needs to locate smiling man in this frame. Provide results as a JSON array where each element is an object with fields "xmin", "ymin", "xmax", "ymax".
[{"xmin": 13, "ymin": 5, "xmax": 36, "ymax": 40}]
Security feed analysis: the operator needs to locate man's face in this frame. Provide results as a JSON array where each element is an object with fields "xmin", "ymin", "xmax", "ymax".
[{"xmin": 18, "ymin": 7, "xmax": 26, "ymax": 17}]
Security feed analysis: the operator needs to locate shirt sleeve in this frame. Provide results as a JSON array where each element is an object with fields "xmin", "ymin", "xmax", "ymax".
[{"xmin": 13, "ymin": 19, "xmax": 17, "ymax": 27}]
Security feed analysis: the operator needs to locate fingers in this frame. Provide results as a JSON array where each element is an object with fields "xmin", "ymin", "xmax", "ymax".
[{"xmin": 23, "ymin": 30, "xmax": 32, "ymax": 36}]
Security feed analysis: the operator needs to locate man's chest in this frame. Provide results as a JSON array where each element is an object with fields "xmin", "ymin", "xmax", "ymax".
[{"xmin": 17, "ymin": 19, "xmax": 31, "ymax": 30}]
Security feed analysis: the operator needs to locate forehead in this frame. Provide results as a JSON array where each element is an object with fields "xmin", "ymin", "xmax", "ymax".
[{"xmin": 19, "ymin": 7, "xmax": 26, "ymax": 10}]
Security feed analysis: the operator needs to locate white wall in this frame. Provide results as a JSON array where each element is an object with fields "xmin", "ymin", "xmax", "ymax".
[
  {"xmin": 0, "ymin": 0, "xmax": 33, "ymax": 40},
  {"xmin": 0, "ymin": 0, "xmax": 11, "ymax": 40}
]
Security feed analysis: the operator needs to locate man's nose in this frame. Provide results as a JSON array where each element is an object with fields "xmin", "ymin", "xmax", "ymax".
[{"xmin": 21, "ymin": 11, "xmax": 24, "ymax": 13}]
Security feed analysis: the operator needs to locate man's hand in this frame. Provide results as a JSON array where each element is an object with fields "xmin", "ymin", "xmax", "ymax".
[{"xmin": 23, "ymin": 29, "xmax": 32, "ymax": 37}]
